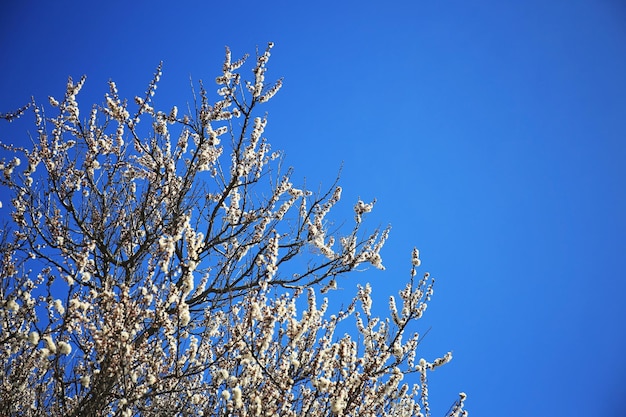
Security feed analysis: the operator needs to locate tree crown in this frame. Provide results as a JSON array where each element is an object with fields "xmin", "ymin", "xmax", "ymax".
[{"xmin": 0, "ymin": 43, "xmax": 466, "ymax": 417}]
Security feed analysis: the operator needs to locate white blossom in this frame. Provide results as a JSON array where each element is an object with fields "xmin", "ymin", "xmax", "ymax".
[
  {"xmin": 7, "ymin": 299, "xmax": 19, "ymax": 312},
  {"xmin": 28, "ymin": 331, "xmax": 39, "ymax": 345},
  {"xmin": 412, "ymin": 247, "xmax": 421, "ymax": 267},
  {"xmin": 53, "ymin": 299, "xmax": 65, "ymax": 315},
  {"xmin": 232, "ymin": 386, "xmax": 243, "ymax": 409},
  {"xmin": 80, "ymin": 375, "xmax": 91, "ymax": 388},
  {"xmin": 43, "ymin": 335, "xmax": 57, "ymax": 354},
  {"xmin": 58, "ymin": 341, "xmax": 72, "ymax": 355}
]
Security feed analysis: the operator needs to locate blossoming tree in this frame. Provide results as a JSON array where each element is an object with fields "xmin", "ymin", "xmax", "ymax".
[{"xmin": 0, "ymin": 43, "xmax": 467, "ymax": 417}]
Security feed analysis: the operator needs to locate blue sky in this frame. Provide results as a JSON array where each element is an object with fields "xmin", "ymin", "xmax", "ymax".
[{"xmin": 2, "ymin": 1, "xmax": 625, "ymax": 416}]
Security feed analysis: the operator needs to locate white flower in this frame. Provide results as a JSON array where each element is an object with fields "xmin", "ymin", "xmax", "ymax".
[
  {"xmin": 7, "ymin": 299, "xmax": 19, "ymax": 312},
  {"xmin": 330, "ymin": 390, "xmax": 347, "ymax": 415},
  {"xmin": 80, "ymin": 375, "xmax": 91, "ymax": 388},
  {"xmin": 43, "ymin": 335, "xmax": 56, "ymax": 354},
  {"xmin": 412, "ymin": 247, "xmax": 421, "ymax": 267},
  {"xmin": 217, "ymin": 369, "xmax": 229, "ymax": 383},
  {"xmin": 180, "ymin": 305, "xmax": 191, "ymax": 327},
  {"xmin": 393, "ymin": 344, "xmax": 403, "ymax": 359},
  {"xmin": 232, "ymin": 386, "xmax": 242, "ymax": 408},
  {"xmin": 168, "ymin": 105, "xmax": 178, "ymax": 121},
  {"xmin": 316, "ymin": 377, "xmax": 331, "ymax": 391},
  {"xmin": 28, "ymin": 331, "xmax": 39, "ymax": 345},
  {"xmin": 354, "ymin": 199, "xmax": 375, "ymax": 223},
  {"xmin": 58, "ymin": 341, "xmax": 71, "ymax": 355},
  {"xmin": 320, "ymin": 279, "xmax": 337, "ymax": 294},
  {"xmin": 54, "ymin": 299, "xmax": 65, "ymax": 315}
]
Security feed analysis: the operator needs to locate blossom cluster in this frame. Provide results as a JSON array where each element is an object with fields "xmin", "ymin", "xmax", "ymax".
[{"xmin": 0, "ymin": 44, "xmax": 465, "ymax": 416}]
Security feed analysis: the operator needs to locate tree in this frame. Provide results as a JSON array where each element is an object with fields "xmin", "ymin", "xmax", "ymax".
[{"xmin": 0, "ymin": 43, "xmax": 467, "ymax": 417}]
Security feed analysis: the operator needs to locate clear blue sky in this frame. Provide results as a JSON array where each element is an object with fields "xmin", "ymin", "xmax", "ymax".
[{"xmin": 2, "ymin": 1, "xmax": 625, "ymax": 416}]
